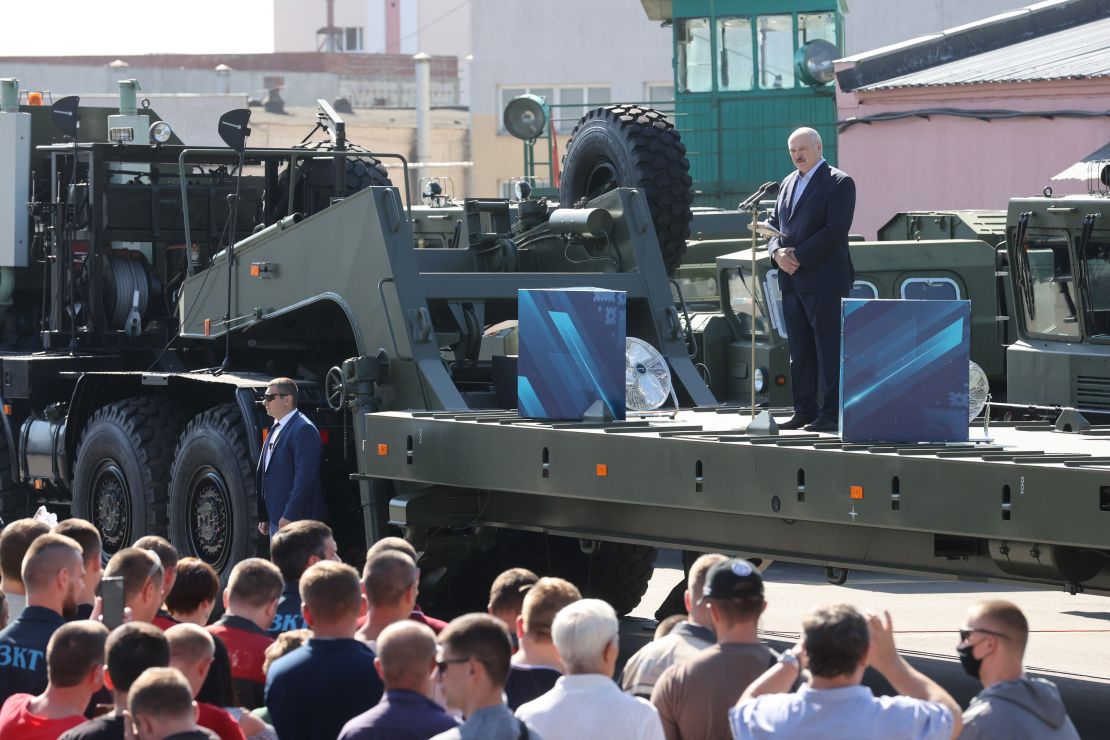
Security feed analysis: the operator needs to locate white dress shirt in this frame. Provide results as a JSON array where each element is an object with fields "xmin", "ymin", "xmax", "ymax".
[
  {"xmin": 516, "ymin": 674, "xmax": 665, "ymax": 740},
  {"xmin": 263, "ymin": 409, "xmax": 296, "ymax": 471},
  {"xmin": 790, "ymin": 157, "xmax": 826, "ymax": 212}
]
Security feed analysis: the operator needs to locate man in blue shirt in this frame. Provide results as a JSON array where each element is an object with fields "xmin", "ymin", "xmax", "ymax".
[
  {"xmin": 730, "ymin": 604, "xmax": 960, "ymax": 739},
  {"xmin": 339, "ymin": 620, "xmax": 458, "ymax": 739},
  {"xmin": 0, "ymin": 533, "xmax": 85, "ymax": 704},
  {"xmin": 265, "ymin": 560, "xmax": 382, "ymax": 740},
  {"xmin": 267, "ymin": 521, "xmax": 338, "ymax": 638}
]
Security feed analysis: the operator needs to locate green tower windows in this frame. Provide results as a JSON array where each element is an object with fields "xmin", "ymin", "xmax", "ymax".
[
  {"xmin": 676, "ymin": 18, "xmax": 713, "ymax": 93},
  {"xmin": 718, "ymin": 17, "xmax": 754, "ymax": 91}
]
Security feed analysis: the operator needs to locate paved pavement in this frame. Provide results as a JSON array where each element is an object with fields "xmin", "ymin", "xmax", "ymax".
[{"xmin": 621, "ymin": 549, "xmax": 1110, "ymax": 737}]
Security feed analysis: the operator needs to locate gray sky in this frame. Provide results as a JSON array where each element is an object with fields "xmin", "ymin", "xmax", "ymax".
[{"xmin": 3, "ymin": 0, "xmax": 274, "ymax": 56}]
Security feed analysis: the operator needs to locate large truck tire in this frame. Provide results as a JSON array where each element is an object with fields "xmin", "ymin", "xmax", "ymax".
[
  {"xmin": 555, "ymin": 540, "xmax": 657, "ymax": 617},
  {"xmin": 559, "ymin": 105, "xmax": 693, "ymax": 275},
  {"xmin": 71, "ymin": 398, "xmax": 179, "ymax": 556},
  {"xmin": 168, "ymin": 404, "xmax": 262, "ymax": 575},
  {"xmin": 268, "ymin": 141, "xmax": 391, "ymax": 221}
]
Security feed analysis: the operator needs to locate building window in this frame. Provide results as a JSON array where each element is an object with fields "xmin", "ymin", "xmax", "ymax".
[
  {"xmin": 798, "ymin": 12, "xmax": 836, "ymax": 46},
  {"xmin": 645, "ymin": 83, "xmax": 674, "ymax": 105},
  {"xmin": 342, "ymin": 27, "xmax": 364, "ymax": 52},
  {"xmin": 717, "ymin": 17, "xmax": 753, "ymax": 92},
  {"xmin": 849, "ymin": 280, "xmax": 879, "ymax": 300},
  {"xmin": 498, "ymin": 86, "xmax": 611, "ymax": 135},
  {"xmin": 757, "ymin": 15, "xmax": 795, "ymax": 89},
  {"xmin": 675, "ymin": 18, "xmax": 713, "ymax": 93},
  {"xmin": 900, "ymin": 277, "xmax": 961, "ymax": 301}
]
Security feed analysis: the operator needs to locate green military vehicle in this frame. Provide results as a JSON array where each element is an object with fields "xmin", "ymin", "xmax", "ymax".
[{"xmin": 3, "ymin": 81, "xmax": 1109, "ymax": 612}]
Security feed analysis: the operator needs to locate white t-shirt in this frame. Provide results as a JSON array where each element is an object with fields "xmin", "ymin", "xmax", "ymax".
[{"xmin": 516, "ymin": 674, "xmax": 664, "ymax": 740}]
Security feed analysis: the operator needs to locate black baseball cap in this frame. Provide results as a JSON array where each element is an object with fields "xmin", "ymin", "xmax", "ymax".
[{"xmin": 702, "ymin": 558, "xmax": 764, "ymax": 601}]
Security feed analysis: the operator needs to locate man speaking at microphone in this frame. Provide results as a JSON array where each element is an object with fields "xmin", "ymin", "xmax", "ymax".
[{"xmin": 765, "ymin": 127, "xmax": 855, "ymax": 433}]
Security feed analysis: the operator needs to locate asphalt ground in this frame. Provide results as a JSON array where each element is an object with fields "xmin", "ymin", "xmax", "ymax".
[{"xmin": 621, "ymin": 550, "xmax": 1110, "ymax": 738}]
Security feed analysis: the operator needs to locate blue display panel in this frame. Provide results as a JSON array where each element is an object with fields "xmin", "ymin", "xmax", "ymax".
[
  {"xmin": 518, "ymin": 288, "xmax": 626, "ymax": 421},
  {"xmin": 840, "ymin": 299, "xmax": 970, "ymax": 443}
]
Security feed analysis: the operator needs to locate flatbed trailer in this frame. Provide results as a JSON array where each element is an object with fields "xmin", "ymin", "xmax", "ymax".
[{"xmin": 363, "ymin": 409, "xmax": 1110, "ymax": 596}]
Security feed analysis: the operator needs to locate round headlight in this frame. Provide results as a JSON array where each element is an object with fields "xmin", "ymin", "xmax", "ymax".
[
  {"xmin": 754, "ymin": 368, "xmax": 766, "ymax": 393},
  {"xmin": 149, "ymin": 120, "xmax": 173, "ymax": 144}
]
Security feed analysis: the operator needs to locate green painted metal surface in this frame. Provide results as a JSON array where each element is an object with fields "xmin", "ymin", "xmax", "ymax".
[{"xmin": 668, "ymin": 1, "xmax": 842, "ymax": 206}]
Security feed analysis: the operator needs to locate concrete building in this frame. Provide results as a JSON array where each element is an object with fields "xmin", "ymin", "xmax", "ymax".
[
  {"xmin": 835, "ymin": 0, "xmax": 1110, "ymax": 238},
  {"xmin": 0, "ymin": 53, "xmax": 458, "ymax": 110}
]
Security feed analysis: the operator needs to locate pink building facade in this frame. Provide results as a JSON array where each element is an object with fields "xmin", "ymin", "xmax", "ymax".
[{"xmin": 836, "ymin": 75, "xmax": 1110, "ymax": 238}]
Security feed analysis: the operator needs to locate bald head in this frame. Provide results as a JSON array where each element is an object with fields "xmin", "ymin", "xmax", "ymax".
[
  {"xmin": 787, "ymin": 127, "xmax": 823, "ymax": 176},
  {"xmin": 376, "ymin": 620, "xmax": 437, "ymax": 690},
  {"xmin": 22, "ymin": 533, "xmax": 84, "ymax": 617},
  {"xmin": 969, "ymin": 600, "xmax": 1029, "ymax": 653},
  {"xmin": 165, "ymin": 623, "xmax": 216, "ymax": 666}
]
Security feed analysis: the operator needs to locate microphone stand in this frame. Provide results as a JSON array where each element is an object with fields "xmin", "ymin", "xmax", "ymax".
[{"xmin": 744, "ymin": 197, "xmax": 778, "ymax": 435}]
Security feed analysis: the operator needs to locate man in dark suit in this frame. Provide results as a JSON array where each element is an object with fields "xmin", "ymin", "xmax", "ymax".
[
  {"xmin": 766, "ymin": 127, "xmax": 856, "ymax": 433},
  {"xmin": 257, "ymin": 377, "xmax": 324, "ymax": 536}
]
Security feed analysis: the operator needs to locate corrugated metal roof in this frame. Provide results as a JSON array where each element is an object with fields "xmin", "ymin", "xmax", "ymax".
[
  {"xmin": 1053, "ymin": 141, "xmax": 1110, "ymax": 180},
  {"xmin": 859, "ymin": 16, "xmax": 1110, "ymax": 90}
]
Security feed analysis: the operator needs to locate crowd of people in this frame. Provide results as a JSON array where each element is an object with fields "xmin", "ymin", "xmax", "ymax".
[{"xmin": 0, "ymin": 516, "xmax": 1081, "ymax": 739}]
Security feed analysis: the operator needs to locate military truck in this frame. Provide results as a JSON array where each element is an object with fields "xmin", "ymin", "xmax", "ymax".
[{"xmin": 3, "ymin": 82, "xmax": 1109, "ymax": 612}]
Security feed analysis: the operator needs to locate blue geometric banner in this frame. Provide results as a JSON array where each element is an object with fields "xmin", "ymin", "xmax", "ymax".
[
  {"xmin": 518, "ymin": 288, "xmax": 626, "ymax": 421},
  {"xmin": 840, "ymin": 299, "xmax": 970, "ymax": 443}
]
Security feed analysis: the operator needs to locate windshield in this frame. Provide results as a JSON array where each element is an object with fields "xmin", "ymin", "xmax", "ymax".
[
  {"xmin": 1015, "ymin": 234, "xmax": 1080, "ymax": 340},
  {"xmin": 727, "ymin": 268, "xmax": 772, "ymax": 336},
  {"xmin": 674, "ymin": 268, "xmax": 720, "ymax": 308},
  {"xmin": 1079, "ymin": 237, "xmax": 1110, "ymax": 336}
]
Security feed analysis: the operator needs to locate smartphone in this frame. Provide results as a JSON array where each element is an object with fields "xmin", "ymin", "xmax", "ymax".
[{"xmin": 100, "ymin": 576, "xmax": 125, "ymax": 630}]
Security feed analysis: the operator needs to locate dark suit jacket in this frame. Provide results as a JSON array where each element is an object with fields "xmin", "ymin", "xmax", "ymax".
[
  {"xmin": 767, "ymin": 160, "xmax": 856, "ymax": 294},
  {"xmin": 256, "ymin": 410, "xmax": 324, "ymax": 526}
]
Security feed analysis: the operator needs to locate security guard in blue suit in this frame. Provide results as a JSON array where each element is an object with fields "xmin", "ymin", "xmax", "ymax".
[
  {"xmin": 256, "ymin": 378, "xmax": 325, "ymax": 537},
  {"xmin": 767, "ymin": 127, "xmax": 856, "ymax": 433}
]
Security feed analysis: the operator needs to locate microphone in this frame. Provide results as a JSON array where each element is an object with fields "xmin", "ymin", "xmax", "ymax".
[{"xmin": 739, "ymin": 181, "xmax": 780, "ymax": 211}]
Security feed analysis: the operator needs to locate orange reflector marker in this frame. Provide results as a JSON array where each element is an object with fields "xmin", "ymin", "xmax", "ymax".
[
  {"xmin": 850, "ymin": 485, "xmax": 864, "ymax": 500},
  {"xmin": 33, "ymin": 479, "xmax": 45, "ymax": 490},
  {"xmin": 775, "ymin": 375, "xmax": 787, "ymax": 386},
  {"xmin": 319, "ymin": 429, "xmax": 330, "ymax": 445},
  {"xmin": 28, "ymin": 92, "xmax": 43, "ymax": 106},
  {"xmin": 596, "ymin": 464, "xmax": 608, "ymax": 477},
  {"xmin": 377, "ymin": 443, "xmax": 389, "ymax": 456},
  {"xmin": 203, "ymin": 318, "xmax": 211, "ymax": 336},
  {"xmin": 2, "ymin": 405, "xmax": 10, "ymax": 415},
  {"xmin": 250, "ymin": 264, "xmax": 261, "ymax": 277}
]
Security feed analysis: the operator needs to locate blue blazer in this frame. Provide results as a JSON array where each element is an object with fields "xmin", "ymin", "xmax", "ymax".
[
  {"xmin": 767, "ymin": 160, "xmax": 856, "ymax": 294},
  {"xmin": 256, "ymin": 410, "xmax": 324, "ymax": 526}
]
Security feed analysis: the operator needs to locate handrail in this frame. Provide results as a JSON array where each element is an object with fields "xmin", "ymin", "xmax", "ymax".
[{"xmin": 177, "ymin": 147, "xmax": 413, "ymax": 275}]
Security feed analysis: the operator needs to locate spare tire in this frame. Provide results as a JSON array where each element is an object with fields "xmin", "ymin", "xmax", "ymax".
[
  {"xmin": 559, "ymin": 105, "xmax": 693, "ymax": 275},
  {"xmin": 269, "ymin": 140, "xmax": 392, "ymax": 221}
]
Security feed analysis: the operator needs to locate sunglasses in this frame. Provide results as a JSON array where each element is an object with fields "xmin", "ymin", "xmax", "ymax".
[
  {"xmin": 261, "ymin": 393, "xmax": 289, "ymax": 402},
  {"xmin": 436, "ymin": 657, "xmax": 470, "ymax": 672},
  {"xmin": 958, "ymin": 627, "xmax": 1010, "ymax": 642}
]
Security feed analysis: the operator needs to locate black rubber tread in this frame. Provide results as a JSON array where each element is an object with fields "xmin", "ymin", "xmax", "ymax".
[
  {"xmin": 559, "ymin": 105, "xmax": 693, "ymax": 275},
  {"xmin": 269, "ymin": 140, "xmax": 392, "ymax": 221},
  {"xmin": 167, "ymin": 404, "xmax": 264, "ymax": 577},
  {"xmin": 0, "ymin": 431, "xmax": 28, "ymax": 524},
  {"xmin": 576, "ymin": 541, "xmax": 658, "ymax": 616},
  {"xmin": 71, "ymin": 397, "xmax": 180, "ymax": 553}
]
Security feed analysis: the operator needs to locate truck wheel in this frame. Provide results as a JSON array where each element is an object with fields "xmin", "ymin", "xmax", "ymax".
[
  {"xmin": 525, "ymin": 536, "xmax": 656, "ymax": 617},
  {"xmin": 559, "ymin": 105, "xmax": 692, "ymax": 275},
  {"xmin": 168, "ymin": 404, "xmax": 261, "ymax": 575},
  {"xmin": 71, "ymin": 398, "xmax": 178, "ymax": 555},
  {"xmin": 268, "ymin": 141, "xmax": 392, "ymax": 221}
]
